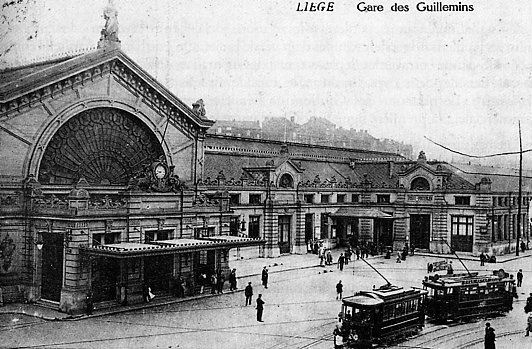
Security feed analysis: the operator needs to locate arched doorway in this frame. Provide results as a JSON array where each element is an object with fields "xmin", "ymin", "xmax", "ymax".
[{"xmin": 38, "ymin": 107, "xmax": 165, "ymax": 185}]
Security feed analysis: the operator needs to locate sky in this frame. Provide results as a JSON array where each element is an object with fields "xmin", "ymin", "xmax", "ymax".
[{"xmin": 1, "ymin": 0, "xmax": 531, "ymax": 166}]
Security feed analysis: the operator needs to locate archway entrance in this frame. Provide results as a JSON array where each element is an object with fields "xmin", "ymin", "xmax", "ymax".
[{"xmin": 38, "ymin": 107, "xmax": 164, "ymax": 185}]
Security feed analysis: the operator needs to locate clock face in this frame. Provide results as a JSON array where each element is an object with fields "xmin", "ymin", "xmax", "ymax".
[{"xmin": 154, "ymin": 164, "xmax": 167, "ymax": 179}]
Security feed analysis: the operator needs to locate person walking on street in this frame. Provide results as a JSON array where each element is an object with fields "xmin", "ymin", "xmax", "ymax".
[
  {"xmin": 262, "ymin": 266, "xmax": 269, "ymax": 289},
  {"xmin": 256, "ymin": 294, "xmax": 265, "ymax": 322},
  {"xmin": 526, "ymin": 313, "xmax": 532, "ymax": 336},
  {"xmin": 338, "ymin": 253, "xmax": 345, "ymax": 271},
  {"xmin": 229, "ymin": 268, "xmax": 237, "ymax": 291},
  {"xmin": 526, "ymin": 293, "xmax": 532, "ymax": 313},
  {"xmin": 199, "ymin": 273, "xmax": 207, "ymax": 294},
  {"xmin": 336, "ymin": 280, "xmax": 343, "ymax": 300},
  {"xmin": 326, "ymin": 250, "xmax": 333, "ymax": 265},
  {"xmin": 484, "ymin": 324, "xmax": 496, "ymax": 349},
  {"xmin": 355, "ymin": 245, "xmax": 360, "ymax": 260},
  {"xmin": 210, "ymin": 274, "xmax": 217, "ymax": 295},
  {"xmin": 217, "ymin": 271, "xmax": 225, "ymax": 294},
  {"xmin": 245, "ymin": 282, "xmax": 253, "ymax": 306},
  {"xmin": 480, "ymin": 252, "xmax": 486, "ymax": 266},
  {"xmin": 447, "ymin": 261, "xmax": 454, "ymax": 275},
  {"xmin": 517, "ymin": 269, "xmax": 523, "ymax": 287}
]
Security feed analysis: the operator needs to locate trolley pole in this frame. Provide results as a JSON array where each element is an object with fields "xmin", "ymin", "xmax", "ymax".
[{"xmin": 517, "ymin": 121, "xmax": 522, "ymax": 256}]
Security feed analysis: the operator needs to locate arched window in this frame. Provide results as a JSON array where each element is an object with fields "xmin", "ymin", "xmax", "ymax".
[
  {"xmin": 410, "ymin": 177, "xmax": 430, "ymax": 191},
  {"xmin": 279, "ymin": 173, "xmax": 294, "ymax": 188}
]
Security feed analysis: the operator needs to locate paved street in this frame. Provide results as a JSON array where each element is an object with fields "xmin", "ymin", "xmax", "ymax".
[{"xmin": 2, "ymin": 252, "xmax": 532, "ymax": 348}]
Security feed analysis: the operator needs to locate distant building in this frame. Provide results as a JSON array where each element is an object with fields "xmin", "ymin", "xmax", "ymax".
[{"xmin": 207, "ymin": 116, "xmax": 414, "ymax": 158}]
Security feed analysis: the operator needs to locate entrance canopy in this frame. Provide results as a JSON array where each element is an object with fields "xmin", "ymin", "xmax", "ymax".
[
  {"xmin": 80, "ymin": 237, "xmax": 264, "ymax": 258},
  {"xmin": 331, "ymin": 207, "xmax": 403, "ymax": 219}
]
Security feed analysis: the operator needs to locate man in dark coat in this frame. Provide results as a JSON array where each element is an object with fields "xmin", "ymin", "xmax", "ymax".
[
  {"xmin": 229, "ymin": 269, "xmax": 237, "ymax": 291},
  {"xmin": 336, "ymin": 280, "xmax": 343, "ymax": 300},
  {"xmin": 217, "ymin": 272, "xmax": 225, "ymax": 294},
  {"xmin": 262, "ymin": 267, "xmax": 269, "ymax": 289},
  {"xmin": 480, "ymin": 252, "xmax": 486, "ymax": 266},
  {"xmin": 338, "ymin": 253, "xmax": 345, "ymax": 271},
  {"xmin": 245, "ymin": 282, "xmax": 253, "ymax": 306},
  {"xmin": 256, "ymin": 294, "xmax": 265, "ymax": 322},
  {"xmin": 517, "ymin": 269, "xmax": 523, "ymax": 287},
  {"xmin": 484, "ymin": 323, "xmax": 495, "ymax": 349}
]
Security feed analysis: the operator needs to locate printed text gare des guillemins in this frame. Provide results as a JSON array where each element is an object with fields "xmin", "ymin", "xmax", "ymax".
[{"xmin": 296, "ymin": 2, "xmax": 474, "ymax": 12}]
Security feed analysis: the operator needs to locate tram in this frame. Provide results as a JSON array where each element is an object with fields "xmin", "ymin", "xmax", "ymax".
[
  {"xmin": 422, "ymin": 269, "xmax": 514, "ymax": 323},
  {"xmin": 335, "ymin": 284, "xmax": 428, "ymax": 349}
]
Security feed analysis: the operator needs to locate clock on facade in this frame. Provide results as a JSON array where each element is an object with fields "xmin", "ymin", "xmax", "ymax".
[{"xmin": 154, "ymin": 163, "xmax": 167, "ymax": 179}]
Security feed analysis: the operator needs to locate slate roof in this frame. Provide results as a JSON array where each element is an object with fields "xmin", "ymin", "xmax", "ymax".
[
  {"xmin": 0, "ymin": 47, "xmax": 213, "ymax": 129},
  {"xmin": 444, "ymin": 163, "xmax": 532, "ymax": 192}
]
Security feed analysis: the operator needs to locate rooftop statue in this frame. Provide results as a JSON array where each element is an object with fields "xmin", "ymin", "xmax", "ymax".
[{"xmin": 97, "ymin": 0, "xmax": 121, "ymax": 49}]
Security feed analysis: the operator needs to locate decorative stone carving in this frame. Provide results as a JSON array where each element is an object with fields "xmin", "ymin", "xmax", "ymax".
[
  {"xmin": 192, "ymin": 99, "xmax": 206, "ymax": 117},
  {"xmin": 0, "ymin": 233, "xmax": 16, "ymax": 274},
  {"xmin": 97, "ymin": 0, "xmax": 121, "ymax": 49}
]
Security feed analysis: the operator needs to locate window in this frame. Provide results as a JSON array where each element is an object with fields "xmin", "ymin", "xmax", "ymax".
[
  {"xmin": 92, "ymin": 232, "xmax": 120, "ymax": 246},
  {"xmin": 249, "ymin": 194, "xmax": 262, "ymax": 205},
  {"xmin": 377, "ymin": 194, "xmax": 390, "ymax": 203},
  {"xmin": 451, "ymin": 216, "xmax": 474, "ymax": 236},
  {"xmin": 229, "ymin": 194, "xmax": 240, "ymax": 205},
  {"xmin": 410, "ymin": 177, "xmax": 430, "ymax": 191},
  {"xmin": 320, "ymin": 213, "xmax": 329, "ymax": 239},
  {"xmin": 337, "ymin": 194, "xmax": 346, "ymax": 203},
  {"xmin": 454, "ymin": 196, "xmax": 471, "ymax": 205},
  {"xmin": 230, "ymin": 216, "xmax": 239, "ymax": 236},
  {"xmin": 145, "ymin": 229, "xmax": 170, "ymax": 243},
  {"xmin": 304, "ymin": 194, "xmax": 314, "ymax": 203},
  {"xmin": 194, "ymin": 227, "xmax": 215, "ymax": 238},
  {"xmin": 492, "ymin": 197, "xmax": 497, "ymax": 206},
  {"xmin": 321, "ymin": 194, "xmax": 330, "ymax": 203},
  {"xmin": 249, "ymin": 216, "xmax": 260, "ymax": 239},
  {"xmin": 351, "ymin": 194, "xmax": 360, "ymax": 203},
  {"xmin": 278, "ymin": 216, "xmax": 291, "ymax": 243},
  {"xmin": 498, "ymin": 197, "xmax": 503, "ymax": 206},
  {"xmin": 279, "ymin": 173, "xmax": 294, "ymax": 188}
]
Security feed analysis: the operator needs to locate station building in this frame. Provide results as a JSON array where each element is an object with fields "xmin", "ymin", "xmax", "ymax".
[
  {"xmin": 0, "ymin": 10, "xmax": 530, "ymax": 313},
  {"xmin": 202, "ymin": 136, "xmax": 532, "ymax": 259}
]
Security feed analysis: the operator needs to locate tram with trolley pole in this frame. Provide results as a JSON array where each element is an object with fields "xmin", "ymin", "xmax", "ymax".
[
  {"xmin": 422, "ymin": 239, "xmax": 515, "ymax": 323},
  {"xmin": 334, "ymin": 258, "xmax": 428, "ymax": 349}
]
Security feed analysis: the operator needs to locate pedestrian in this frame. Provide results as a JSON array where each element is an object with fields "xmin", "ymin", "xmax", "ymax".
[
  {"xmin": 320, "ymin": 253, "xmax": 325, "ymax": 266},
  {"xmin": 427, "ymin": 263, "xmax": 433, "ymax": 273},
  {"xmin": 345, "ymin": 248, "xmax": 351, "ymax": 265},
  {"xmin": 522, "ymin": 241, "xmax": 527, "ymax": 253},
  {"xmin": 326, "ymin": 250, "xmax": 333, "ymax": 265},
  {"xmin": 410, "ymin": 243, "xmax": 415, "ymax": 256},
  {"xmin": 509, "ymin": 275, "xmax": 518, "ymax": 298},
  {"xmin": 517, "ymin": 269, "xmax": 523, "ymax": 287},
  {"xmin": 526, "ymin": 312, "xmax": 532, "ymax": 336},
  {"xmin": 355, "ymin": 245, "xmax": 360, "ymax": 260},
  {"xmin": 86, "ymin": 289, "xmax": 93, "ymax": 315},
  {"xmin": 338, "ymin": 253, "xmax": 345, "ymax": 271},
  {"xmin": 480, "ymin": 252, "xmax": 486, "ymax": 266},
  {"xmin": 336, "ymin": 280, "xmax": 343, "ymax": 300},
  {"xmin": 447, "ymin": 261, "xmax": 454, "ymax": 275},
  {"xmin": 229, "ymin": 268, "xmax": 237, "ymax": 291},
  {"xmin": 262, "ymin": 266, "xmax": 269, "ymax": 289},
  {"xmin": 199, "ymin": 272, "xmax": 207, "ymax": 294},
  {"xmin": 217, "ymin": 271, "xmax": 225, "ymax": 294},
  {"xmin": 484, "ymin": 323, "xmax": 496, "ymax": 349},
  {"xmin": 526, "ymin": 293, "xmax": 532, "ymax": 313},
  {"xmin": 245, "ymin": 282, "xmax": 253, "ymax": 306},
  {"xmin": 256, "ymin": 294, "xmax": 265, "ymax": 322},
  {"xmin": 210, "ymin": 273, "xmax": 217, "ymax": 294},
  {"xmin": 396, "ymin": 252, "xmax": 402, "ymax": 263}
]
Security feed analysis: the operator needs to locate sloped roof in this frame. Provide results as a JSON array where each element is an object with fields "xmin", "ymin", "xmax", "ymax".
[
  {"xmin": 0, "ymin": 47, "xmax": 214, "ymax": 129},
  {"xmin": 444, "ymin": 163, "xmax": 532, "ymax": 192}
]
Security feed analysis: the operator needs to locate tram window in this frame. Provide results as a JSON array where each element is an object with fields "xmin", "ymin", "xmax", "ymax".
[
  {"xmin": 395, "ymin": 303, "xmax": 405, "ymax": 317},
  {"xmin": 383, "ymin": 305, "xmax": 394, "ymax": 320}
]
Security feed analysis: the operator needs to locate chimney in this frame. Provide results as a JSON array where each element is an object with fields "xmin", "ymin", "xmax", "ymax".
[{"xmin": 388, "ymin": 161, "xmax": 394, "ymax": 178}]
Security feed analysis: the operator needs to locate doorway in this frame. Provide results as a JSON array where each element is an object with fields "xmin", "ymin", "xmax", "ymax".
[
  {"xmin": 410, "ymin": 214, "xmax": 431, "ymax": 249},
  {"xmin": 40, "ymin": 232, "xmax": 64, "ymax": 302},
  {"xmin": 278, "ymin": 215, "xmax": 291, "ymax": 254}
]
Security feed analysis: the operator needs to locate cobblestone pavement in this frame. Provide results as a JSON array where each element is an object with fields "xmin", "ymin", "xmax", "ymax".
[{"xmin": 1, "ymin": 251, "xmax": 532, "ymax": 348}]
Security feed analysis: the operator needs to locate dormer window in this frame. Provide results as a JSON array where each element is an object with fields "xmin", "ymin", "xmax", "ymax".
[
  {"xmin": 279, "ymin": 173, "xmax": 294, "ymax": 188},
  {"xmin": 410, "ymin": 177, "xmax": 430, "ymax": 191}
]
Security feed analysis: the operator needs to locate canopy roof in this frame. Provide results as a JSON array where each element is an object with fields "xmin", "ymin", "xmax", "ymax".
[{"xmin": 331, "ymin": 207, "xmax": 399, "ymax": 219}]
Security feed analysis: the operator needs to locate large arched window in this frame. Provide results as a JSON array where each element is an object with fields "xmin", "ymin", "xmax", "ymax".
[
  {"xmin": 38, "ymin": 107, "xmax": 164, "ymax": 185},
  {"xmin": 279, "ymin": 173, "xmax": 294, "ymax": 188},
  {"xmin": 410, "ymin": 177, "xmax": 430, "ymax": 191}
]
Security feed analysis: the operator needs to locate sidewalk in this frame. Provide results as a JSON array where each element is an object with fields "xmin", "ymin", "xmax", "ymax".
[{"xmin": 2, "ymin": 247, "xmax": 530, "ymax": 321}]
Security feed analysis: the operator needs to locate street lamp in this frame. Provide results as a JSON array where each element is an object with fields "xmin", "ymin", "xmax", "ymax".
[{"xmin": 35, "ymin": 234, "xmax": 43, "ymax": 250}]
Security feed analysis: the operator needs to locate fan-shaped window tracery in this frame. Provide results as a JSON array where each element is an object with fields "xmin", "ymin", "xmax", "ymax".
[
  {"xmin": 38, "ymin": 108, "xmax": 164, "ymax": 185},
  {"xmin": 279, "ymin": 173, "xmax": 294, "ymax": 188},
  {"xmin": 410, "ymin": 177, "xmax": 431, "ymax": 191}
]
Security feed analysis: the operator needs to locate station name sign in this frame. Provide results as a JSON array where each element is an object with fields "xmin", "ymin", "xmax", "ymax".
[{"xmin": 407, "ymin": 194, "xmax": 433, "ymax": 202}]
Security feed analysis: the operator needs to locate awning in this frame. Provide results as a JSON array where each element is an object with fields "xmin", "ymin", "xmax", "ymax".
[
  {"xmin": 331, "ymin": 207, "xmax": 393, "ymax": 219},
  {"xmin": 80, "ymin": 237, "xmax": 265, "ymax": 258}
]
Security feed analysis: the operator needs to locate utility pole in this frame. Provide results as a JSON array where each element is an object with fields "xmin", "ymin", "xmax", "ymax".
[{"xmin": 517, "ymin": 121, "xmax": 522, "ymax": 256}]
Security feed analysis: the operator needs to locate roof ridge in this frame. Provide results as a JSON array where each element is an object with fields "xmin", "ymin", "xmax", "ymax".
[{"xmin": 0, "ymin": 46, "xmax": 97, "ymax": 73}]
